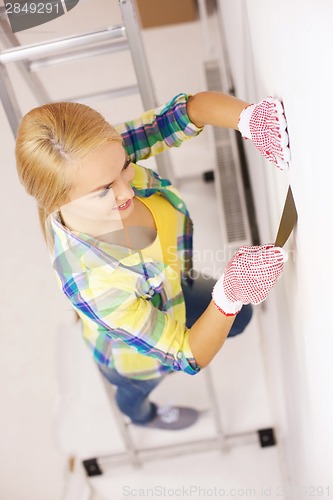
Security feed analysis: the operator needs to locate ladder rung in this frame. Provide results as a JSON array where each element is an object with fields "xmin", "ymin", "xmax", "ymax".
[
  {"xmin": 0, "ymin": 26, "xmax": 126, "ymax": 64},
  {"xmin": 29, "ymin": 40, "xmax": 129, "ymax": 71},
  {"xmin": 64, "ymin": 84, "xmax": 139, "ymax": 104}
]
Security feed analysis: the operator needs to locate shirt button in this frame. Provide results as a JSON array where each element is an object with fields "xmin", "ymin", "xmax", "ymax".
[
  {"xmin": 176, "ymin": 351, "xmax": 182, "ymax": 360},
  {"xmin": 177, "ymin": 203, "xmax": 184, "ymax": 209}
]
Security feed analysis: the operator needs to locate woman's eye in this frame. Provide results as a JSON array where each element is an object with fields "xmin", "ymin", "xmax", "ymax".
[
  {"xmin": 96, "ymin": 159, "xmax": 130, "ymax": 198},
  {"xmin": 98, "ymin": 185, "xmax": 112, "ymax": 198}
]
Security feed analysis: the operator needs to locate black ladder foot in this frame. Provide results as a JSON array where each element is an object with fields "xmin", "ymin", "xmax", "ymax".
[
  {"xmin": 82, "ymin": 458, "xmax": 103, "ymax": 476},
  {"xmin": 258, "ymin": 428, "xmax": 277, "ymax": 448}
]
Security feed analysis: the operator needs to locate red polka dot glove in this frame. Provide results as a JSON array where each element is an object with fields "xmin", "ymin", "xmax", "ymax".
[
  {"xmin": 238, "ymin": 97, "xmax": 291, "ymax": 171},
  {"xmin": 212, "ymin": 244, "xmax": 288, "ymax": 316}
]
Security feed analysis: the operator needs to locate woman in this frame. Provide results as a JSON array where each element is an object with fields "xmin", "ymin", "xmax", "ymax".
[{"xmin": 15, "ymin": 92, "xmax": 289, "ymax": 430}]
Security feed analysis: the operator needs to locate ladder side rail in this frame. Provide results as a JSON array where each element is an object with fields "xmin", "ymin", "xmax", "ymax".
[
  {"xmin": 119, "ymin": 0, "xmax": 176, "ymax": 185},
  {"xmin": 0, "ymin": 15, "xmax": 50, "ymax": 103},
  {"xmin": 99, "ymin": 372, "xmax": 141, "ymax": 468},
  {"xmin": 0, "ymin": 62, "xmax": 21, "ymax": 135},
  {"xmin": 203, "ymin": 365, "xmax": 230, "ymax": 452}
]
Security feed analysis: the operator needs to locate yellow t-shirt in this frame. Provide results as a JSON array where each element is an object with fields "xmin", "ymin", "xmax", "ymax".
[{"xmin": 137, "ymin": 193, "xmax": 181, "ymax": 285}]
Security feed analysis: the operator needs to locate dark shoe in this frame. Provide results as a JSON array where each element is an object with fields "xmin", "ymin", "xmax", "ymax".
[{"xmin": 133, "ymin": 405, "xmax": 199, "ymax": 430}]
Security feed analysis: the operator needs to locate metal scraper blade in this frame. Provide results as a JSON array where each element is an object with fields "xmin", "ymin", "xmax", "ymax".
[{"xmin": 274, "ymin": 186, "xmax": 298, "ymax": 247}]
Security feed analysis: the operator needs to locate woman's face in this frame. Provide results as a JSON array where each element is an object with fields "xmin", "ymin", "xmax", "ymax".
[{"xmin": 60, "ymin": 141, "xmax": 135, "ymax": 225}]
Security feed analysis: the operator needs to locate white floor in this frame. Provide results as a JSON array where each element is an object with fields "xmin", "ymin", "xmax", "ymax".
[{"xmin": 0, "ymin": 1, "xmax": 287, "ymax": 499}]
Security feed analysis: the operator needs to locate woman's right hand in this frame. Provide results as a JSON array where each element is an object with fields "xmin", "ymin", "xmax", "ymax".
[
  {"xmin": 238, "ymin": 97, "xmax": 291, "ymax": 171},
  {"xmin": 212, "ymin": 244, "xmax": 288, "ymax": 316}
]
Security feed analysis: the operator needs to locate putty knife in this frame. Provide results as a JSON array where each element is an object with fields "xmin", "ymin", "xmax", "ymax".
[{"xmin": 274, "ymin": 186, "xmax": 298, "ymax": 247}]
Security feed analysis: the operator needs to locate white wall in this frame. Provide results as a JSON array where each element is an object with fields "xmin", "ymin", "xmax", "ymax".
[{"xmin": 218, "ymin": 0, "xmax": 333, "ymax": 490}]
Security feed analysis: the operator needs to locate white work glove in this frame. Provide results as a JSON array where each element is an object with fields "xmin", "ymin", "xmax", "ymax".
[
  {"xmin": 212, "ymin": 244, "xmax": 288, "ymax": 316},
  {"xmin": 238, "ymin": 97, "xmax": 291, "ymax": 171}
]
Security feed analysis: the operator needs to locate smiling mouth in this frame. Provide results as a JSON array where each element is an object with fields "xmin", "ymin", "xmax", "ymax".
[{"xmin": 113, "ymin": 199, "xmax": 132, "ymax": 211}]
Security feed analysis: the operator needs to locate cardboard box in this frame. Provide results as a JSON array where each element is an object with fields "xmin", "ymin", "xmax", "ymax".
[{"xmin": 135, "ymin": 0, "xmax": 198, "ymax": 29}]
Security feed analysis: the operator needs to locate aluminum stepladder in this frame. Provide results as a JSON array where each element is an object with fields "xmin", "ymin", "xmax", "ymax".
[{"xmin": 0, "ymin": 0, "xmax": 270, "ymax": 477}]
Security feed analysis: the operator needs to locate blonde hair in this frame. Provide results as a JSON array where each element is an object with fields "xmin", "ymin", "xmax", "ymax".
[{"xmin": 15, "ymin": 101, "xmax": 122, "ymax": 244}]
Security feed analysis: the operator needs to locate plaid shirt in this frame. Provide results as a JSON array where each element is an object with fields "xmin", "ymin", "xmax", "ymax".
[{"xmin": 50, "ymin": 93, "xmax": 203, "ymax": 380}]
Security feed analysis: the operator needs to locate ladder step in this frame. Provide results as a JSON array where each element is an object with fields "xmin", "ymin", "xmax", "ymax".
[
  {"xmin": 0, "ymin": 26, "xmax": 126, "ymax": 64},
  {"xmin": 29, "ymin": 40, "xmax": 129, "ymax": 71},
  {"xmin": 64, "ymin": 84, "xmax": 139, "ymax": 104}
]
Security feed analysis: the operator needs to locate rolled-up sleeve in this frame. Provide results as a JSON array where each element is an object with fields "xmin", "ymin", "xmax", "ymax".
[{"xmin": 115, "ymin": 93, "xmax": 203, "ymax": 163}]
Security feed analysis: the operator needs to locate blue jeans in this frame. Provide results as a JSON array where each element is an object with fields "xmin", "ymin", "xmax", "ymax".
[
  {"xmin": 182, "ymin": 275, "xmax": 253, "ymax": 334},
  {"xmin": 98, "ymin": 274, "xmax": 253, "ymax": 423},
  {"xmin": 98, "ymin": 365, "xmax": 161, "ymax": 424}
]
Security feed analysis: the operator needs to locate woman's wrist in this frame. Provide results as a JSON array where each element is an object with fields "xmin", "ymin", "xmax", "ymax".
[{"xmin": 212, "ymin": 274, "xmax": 243, "ymax": 316}]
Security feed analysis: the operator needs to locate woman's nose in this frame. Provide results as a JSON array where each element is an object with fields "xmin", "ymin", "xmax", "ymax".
[{"xmin": 115, "ymin": 180, "xmax": 134, "ymax": 202}]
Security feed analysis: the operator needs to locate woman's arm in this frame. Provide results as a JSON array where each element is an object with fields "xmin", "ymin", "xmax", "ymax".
[
  {"xmin": 116, "ymin": 91, "xmax": 290, "ymax": 169},
  {"xmin": 188, "ymin": 300, "xmax": 236, "ymax": 368},
  {"xmin": 187, "ymin": 92, "xmax": 291, "ymax": 170},
  {"xmin": 189, "ymin": 244, "xmax": 287, "ymax": 368},
  {"xmin": 186, "ymin": 92, "xmax": 249, "ymax": 130},
  {"xmin": 115, "ymin": 93, "xmax": 203, "ymax": 163}
]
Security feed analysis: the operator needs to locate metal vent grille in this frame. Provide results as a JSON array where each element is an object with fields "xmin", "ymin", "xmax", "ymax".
[{"xmin": 204, "ymin": 59, "xmax": 249, "ymax": 244}]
